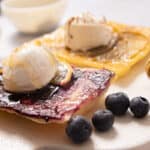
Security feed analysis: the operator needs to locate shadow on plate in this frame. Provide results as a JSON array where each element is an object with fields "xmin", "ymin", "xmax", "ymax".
[
  {"xmin": 35, "ymin": 145, "xmax": 70, "ymax": 150},
  {"xmin": 0, "ymin": 110, "xmax": 94, "ymax": 150},
  {"xmin": 115, "ymin": 111, "xmax": 133, "ymax": 124},
  {"xmin": 0, "ymin": 111, "xmax": 66, "ymax": 147},
  {"xmin": 35, "ymin": 138, "xmax": 94, "ymax": 150},
  {"xmin": 134, "ymin": 115, "xmax": 150, "ymax": 126},
  {"xmin": 114, "ymin": 111, "xmax": 150, "ymax": 126},
  {"xmin": 94, "ymin": 127, "xmax": 118, "ymax": 140}
]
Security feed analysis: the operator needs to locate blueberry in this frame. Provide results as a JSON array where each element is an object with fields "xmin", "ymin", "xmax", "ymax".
[
  {"xmin": 130, "ymin": 97, "xmax": 150, "ymax": 118},
  {"xmin": 105, "ymin": 92, "xmax": 130, "ymax": 116},
  {"xmin": 66, "ymin": 116, "xmax": 92, "ymax": 143},
  {"xmin": 92, "ymin": 109, "xmax": 114, "ymax": 131}
]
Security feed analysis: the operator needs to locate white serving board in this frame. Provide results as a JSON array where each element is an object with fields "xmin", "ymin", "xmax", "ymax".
[{"xmin": 0, "ymin": 0, "xmax": 150, "ymax": 149}]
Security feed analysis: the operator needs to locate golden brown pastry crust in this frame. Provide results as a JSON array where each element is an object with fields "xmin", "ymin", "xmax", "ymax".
[{"xmin": 27, "ymin": 22, "xmax": 150, "ymax": 79}]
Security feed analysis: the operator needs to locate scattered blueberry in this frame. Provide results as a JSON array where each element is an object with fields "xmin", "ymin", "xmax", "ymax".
[
  {"xmin": 66, "ymin": 116, "xmax": 92, "ymax": 143},
  {"xmin": 130, "ymin": 97, "xmax": 150, "ymax": 118},
  {"xmin": 105, "ymin": 92, "xmax": 130, "ymax": 116},
  {"xmin": 92, "ymin": 109, "xmax": 114, "ymax": 131},
  {"xmin": 65, "ymin": 94, "xmax": 150, "ymax": 143}
]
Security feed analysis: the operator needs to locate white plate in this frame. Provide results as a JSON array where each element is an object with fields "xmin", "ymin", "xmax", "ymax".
[{"xmin": 0, "ymin": 2, "xmax": 150, "ymax": 149}]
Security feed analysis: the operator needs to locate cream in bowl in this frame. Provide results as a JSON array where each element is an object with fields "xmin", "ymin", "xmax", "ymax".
[{"xmin": 1, "ymin": 0, "xmax": 68, "ymax": 34}]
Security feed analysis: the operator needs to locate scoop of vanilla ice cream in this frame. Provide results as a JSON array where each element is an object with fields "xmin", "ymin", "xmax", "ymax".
[
  {"xmin": 65, "ymin": 13, "xmax": 114, "ymax": 51},
  {"xmin": 3, "ymin": 45, "xmax": 57, "ymax": 92}
]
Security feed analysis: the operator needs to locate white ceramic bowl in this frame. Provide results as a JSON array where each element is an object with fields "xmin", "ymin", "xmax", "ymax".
[{"xmin": 1, "ymin": 0, "xmax": 68, "ymax": 34}]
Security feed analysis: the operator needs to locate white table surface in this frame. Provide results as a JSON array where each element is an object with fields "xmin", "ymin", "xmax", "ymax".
[{"xmin": 0, "ymin": 0, "xmax": 150, "ymax": 150}]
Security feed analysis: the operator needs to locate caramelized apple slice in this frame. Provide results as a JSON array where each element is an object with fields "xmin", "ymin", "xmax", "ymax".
[{"xmin": 52, "ymin": 62, "xmax": 73, "ymax": 86}]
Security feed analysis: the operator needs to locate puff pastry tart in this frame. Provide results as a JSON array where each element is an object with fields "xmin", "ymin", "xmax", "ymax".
[{"xmin": 34, "ymin": 14, "xmax": 150, "ymax": 79}]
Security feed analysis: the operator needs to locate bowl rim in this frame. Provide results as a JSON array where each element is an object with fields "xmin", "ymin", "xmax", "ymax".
[{"xmin": 1, "ymin": 0, "xmax": 68, "ymax": 11}]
